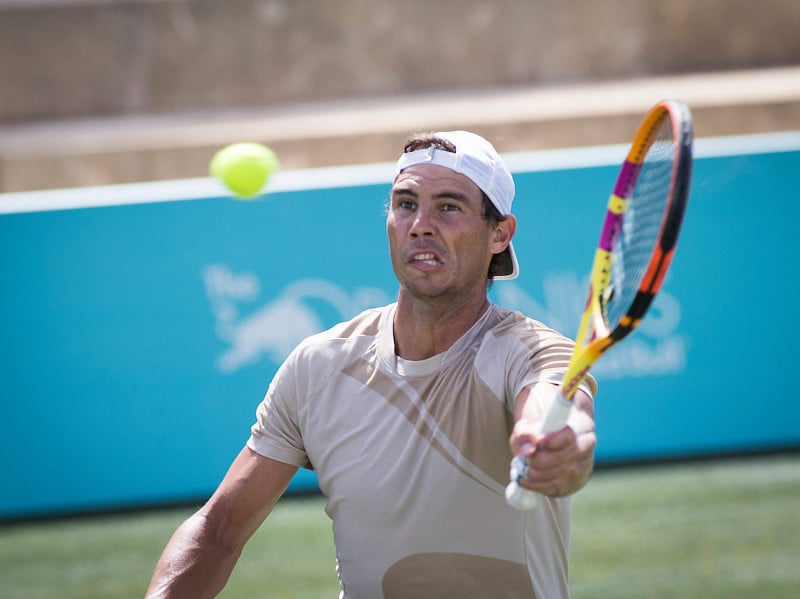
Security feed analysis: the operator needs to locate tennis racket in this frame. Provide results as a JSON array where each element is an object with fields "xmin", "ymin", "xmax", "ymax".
[{"xmin": 505, "ymin": 99, "xmax": 693, "ymax": 510}]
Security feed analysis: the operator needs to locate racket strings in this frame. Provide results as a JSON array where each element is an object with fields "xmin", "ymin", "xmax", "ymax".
[{"xmin": 607, "ymin": 116, "xmax": 675, "ymax": 329}]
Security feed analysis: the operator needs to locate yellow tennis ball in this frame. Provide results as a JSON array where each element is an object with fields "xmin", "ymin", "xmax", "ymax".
[{"xmin": 210, "ymin": 142, "xmax": 279, "ymax": 199}]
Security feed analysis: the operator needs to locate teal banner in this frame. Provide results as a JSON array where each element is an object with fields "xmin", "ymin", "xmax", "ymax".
[{"xmin": 1, "ymin": 132, "xmax": 798, "ymax": 519}]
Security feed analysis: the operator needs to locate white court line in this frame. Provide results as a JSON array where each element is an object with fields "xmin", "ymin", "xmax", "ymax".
[{"xmin": 1, "ymin": 130, "xmax": 798, "ymax": 215}]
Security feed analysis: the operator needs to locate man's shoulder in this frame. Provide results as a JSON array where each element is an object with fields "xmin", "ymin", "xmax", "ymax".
[
  {"xmin": 481, "ymin": 305, "xmax": 576, "ymax": 360},
  {"xmin": 297, "ymin": 303, "xmax": 392, "ymax": 351},
  {"xmin": 487, "ymin": 304, "xmax": 563, "ymax": 338}
]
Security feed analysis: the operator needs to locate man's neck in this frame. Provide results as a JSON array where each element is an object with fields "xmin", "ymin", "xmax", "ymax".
[{"xmin": 393, "ymin": 291, "xmax": 490, "ymax": 361}]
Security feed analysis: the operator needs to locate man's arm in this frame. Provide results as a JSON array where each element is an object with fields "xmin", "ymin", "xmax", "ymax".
[
  {"xmin": 145, "ymin": 447, "xmax": 298, "ymax": 599},
  {"xmin": 510, "ymin": 383, "xmax": 596, "ymax": 497}
]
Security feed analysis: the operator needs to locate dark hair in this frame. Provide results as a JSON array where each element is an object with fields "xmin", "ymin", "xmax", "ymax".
[
  {"xmin": 400, "ymin": 133, "xmax": 508, "ymax": 285},
  {"xmin": 403, "ymin": 133, "xmax": 457, "ymax": 154}
]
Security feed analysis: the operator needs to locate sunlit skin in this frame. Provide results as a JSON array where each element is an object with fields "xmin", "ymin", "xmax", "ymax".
[{"xmin": 387, "ymin": 164, "xmax": 515, "ymax": 360}]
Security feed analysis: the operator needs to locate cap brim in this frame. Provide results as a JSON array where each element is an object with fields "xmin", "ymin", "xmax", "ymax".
[{"xmin": 490, "ymin": 242, "xmax": 519, "ymax": 281}]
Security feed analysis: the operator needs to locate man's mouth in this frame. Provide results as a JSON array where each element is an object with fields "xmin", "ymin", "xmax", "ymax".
[{"xmin": 411, "ymin": 252, "xmax": 439, "ymax": 267}]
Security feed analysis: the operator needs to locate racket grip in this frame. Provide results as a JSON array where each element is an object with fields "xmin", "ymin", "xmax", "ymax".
[{"xmin": 505, "ymin": 391, "xmax": 573, "ymax": 510}]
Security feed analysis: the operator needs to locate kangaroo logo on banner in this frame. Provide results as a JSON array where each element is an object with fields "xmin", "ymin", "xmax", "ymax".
[{"xmin": 203, "ymin": 264, "xmax": 391, "ymax": 373}]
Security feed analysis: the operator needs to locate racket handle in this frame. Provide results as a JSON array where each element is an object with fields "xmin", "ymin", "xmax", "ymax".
[{"xmin": 505, "ymin": 391, "xmax": 573, "ymax": 510}]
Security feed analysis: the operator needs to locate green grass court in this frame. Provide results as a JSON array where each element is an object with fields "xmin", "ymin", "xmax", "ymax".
[{"xmin": 1, "ymin": 454, "xmax": 797, "ymax": 598}]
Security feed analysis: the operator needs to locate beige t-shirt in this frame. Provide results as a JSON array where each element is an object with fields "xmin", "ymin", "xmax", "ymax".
[{"xmin": 248, "ymin": 303, "xmax": 596, "ymax": 599}]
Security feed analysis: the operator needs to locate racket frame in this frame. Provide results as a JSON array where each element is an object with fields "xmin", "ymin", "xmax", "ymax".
[{"xmin": 505, "ymin": 99, "xmax": 693, "ymax": 509}]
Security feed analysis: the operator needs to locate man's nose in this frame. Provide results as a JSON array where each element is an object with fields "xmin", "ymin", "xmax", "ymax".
[{"xmin": 409, "ymin": 206, "xmax": 436, "ymax": 238}]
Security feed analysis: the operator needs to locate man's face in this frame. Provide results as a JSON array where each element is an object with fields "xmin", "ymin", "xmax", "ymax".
[{"xmin": 387, "ymin": 164, "xmax": 507, "ymax": 300}]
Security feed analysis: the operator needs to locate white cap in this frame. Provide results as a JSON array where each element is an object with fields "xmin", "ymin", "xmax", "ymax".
[{"xmin": 395, "ymin": 130, "xmax": 518, "ymax": 280}]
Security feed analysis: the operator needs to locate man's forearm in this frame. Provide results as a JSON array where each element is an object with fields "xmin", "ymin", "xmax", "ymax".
[{"xmin": 145, "ymin": 512, "xmax": 241, "ymax": 599}]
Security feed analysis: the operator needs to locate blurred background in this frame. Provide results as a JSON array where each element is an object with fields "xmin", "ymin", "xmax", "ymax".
[{"xmin": 1, "ymin": 0, "xmax": 799, "ymax": 192}]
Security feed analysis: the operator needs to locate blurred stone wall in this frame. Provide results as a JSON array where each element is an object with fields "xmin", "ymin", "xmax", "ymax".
[
  {"xmin": 3, "ymin": 0, "xmax": 799, "ymax": 123},
  {"xmin": 1, "ymin": 0, "xmax": 799, "ymax": 191}
]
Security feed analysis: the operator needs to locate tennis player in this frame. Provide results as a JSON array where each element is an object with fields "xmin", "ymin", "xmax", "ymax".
[{"xmin": 146, "ymin": 130, "xmax": 597, "ymax": 599}]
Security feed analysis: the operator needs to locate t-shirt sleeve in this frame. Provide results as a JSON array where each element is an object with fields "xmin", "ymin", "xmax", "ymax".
[
  {"xmin": 247, "ymin": 351, "xmax": 311, "ymax": 469},
  {"xmin": 507, "ymin": 322, "xmax": 598, "ymax": 408}
]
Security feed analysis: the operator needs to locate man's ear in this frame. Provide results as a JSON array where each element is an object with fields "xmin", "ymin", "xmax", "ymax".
[{"xmin": 491, "ymin": 214, "xmax": 517, "ymax": 254}]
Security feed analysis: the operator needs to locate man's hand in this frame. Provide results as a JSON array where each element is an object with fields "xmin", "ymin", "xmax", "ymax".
[
  {"xmin": 510, "ymin": 384, "xmax": 596, "ymax": 497},
  {"xmin": 510, "ymin": 419, "xmax": 595, "ymax": 497}
]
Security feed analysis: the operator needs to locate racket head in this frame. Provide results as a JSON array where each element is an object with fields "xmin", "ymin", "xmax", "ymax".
[
  {"xmin": 505, "ymin": 100, "xmax": 693, "ymax": 510},
  {"xmin": 606, "ymin": 99, "xmax": 692, "ymax": 335},
  {"xmin": 563, "ymin": 99, "xmax": 693, "ymax": 398}
]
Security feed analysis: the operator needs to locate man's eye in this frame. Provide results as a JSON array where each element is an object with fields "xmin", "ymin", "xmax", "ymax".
[
  {"xmin": 441, "ymin": 203, "xmax": 461, "ymax": 212},
  {"xmin": 398, "ymin": 200, "xmax": 416, "ymax": 210}
]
